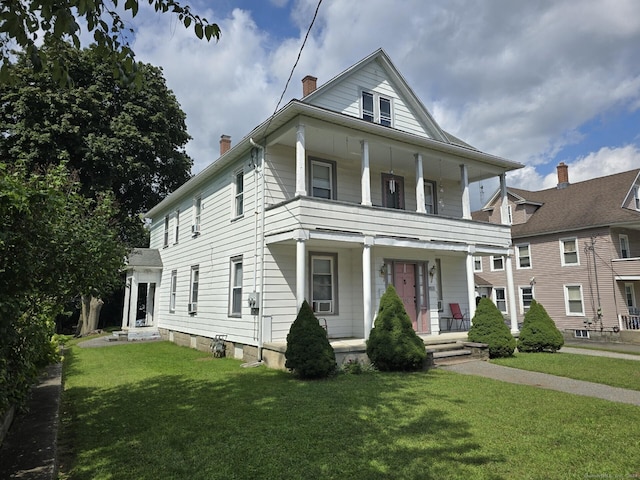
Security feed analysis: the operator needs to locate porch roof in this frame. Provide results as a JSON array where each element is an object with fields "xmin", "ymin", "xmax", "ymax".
[{"xmin": 125, "ymin": 248, "xmax": 163, "ymax": 269}]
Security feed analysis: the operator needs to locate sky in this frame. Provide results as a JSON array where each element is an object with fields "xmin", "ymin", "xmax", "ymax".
[{"xmin": 122, "ymin": 0, "xmax": 640, "ymax": 208}]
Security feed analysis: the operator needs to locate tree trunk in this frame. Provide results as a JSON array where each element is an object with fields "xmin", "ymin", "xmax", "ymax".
[{"xmin": 78, "ymin": 295, "xmax": 104, "ymax": 336}]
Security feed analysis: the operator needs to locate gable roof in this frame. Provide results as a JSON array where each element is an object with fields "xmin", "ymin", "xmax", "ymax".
[
  {"xmin": 503, "ymin": 169, "xmax": 640, "ymax": 237},
  {"xmin": 125, "ymin": 248, "xmax": 163, "ymax": 268},
  {"xmin": 302, "ymin": 48, "xmax": 450, "ymax": 143}
]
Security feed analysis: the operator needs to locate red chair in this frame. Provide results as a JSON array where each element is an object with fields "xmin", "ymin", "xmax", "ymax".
[{"xmin": 448, "ymin": 303, "xmax": 469, "ymax": 331}]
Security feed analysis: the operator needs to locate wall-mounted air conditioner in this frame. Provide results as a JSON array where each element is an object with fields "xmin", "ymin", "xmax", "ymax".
[
  {"xmin": 188, "ymin": 302, "xmax": 198, "ymax": 314},
  {"xmin": 191, "ymin": 224, "xmax": 200, "ymax": 235}
]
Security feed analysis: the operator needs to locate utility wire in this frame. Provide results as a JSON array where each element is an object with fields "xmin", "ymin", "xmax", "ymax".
[{"xmin": 261, "ymin": 0, "xmax": 323, "ymax": 142}]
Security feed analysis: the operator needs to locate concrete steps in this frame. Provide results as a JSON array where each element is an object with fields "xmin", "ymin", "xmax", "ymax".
[
  {"xmin": 425, "ymin": 340, "xmax": 488, "ymax": 366},
  {"xmin": 111, "ymin": 328, "xmax": 162, "ymax": 342}
]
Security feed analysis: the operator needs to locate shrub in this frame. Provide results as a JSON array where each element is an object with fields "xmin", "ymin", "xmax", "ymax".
[
  {"xmin": 366, "ymin": 285, "xmax": 427, "ymax": 371},
  {"xmin": 518, "ymin": 300, "xmax": 564, "ymax": 353},
  {"xmin": 285, "ymin": 300, "xmax": 336, "ymax": 379},
  {"xmin": 468, "ymin": 298, "xmax": 516, "ymax": 358}
]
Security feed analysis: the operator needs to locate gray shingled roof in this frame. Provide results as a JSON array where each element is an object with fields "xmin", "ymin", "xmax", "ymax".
[
  {"xmin": 126, "ymin": 248, "xmax": 163, "ymax": 268},
  {"xmin": 508, "ymin": 169, "xmax": 640, "ymax": 237}
]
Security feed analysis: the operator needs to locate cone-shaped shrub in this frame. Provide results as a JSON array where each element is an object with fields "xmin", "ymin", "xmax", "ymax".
[
  {"xmin": 517, "ymin": 300, "xmax": 564, "ymax": 352},
  {"xmin": 468, "ymin": 297, "xmax": 516, "ymax": 358},
  {"xmin": 366, "ymin": 285, "xmax": 426, "ymax": 371},
  {"xmin": 285, "ymin": 300, "xmax": 336, "ymax": 379}
]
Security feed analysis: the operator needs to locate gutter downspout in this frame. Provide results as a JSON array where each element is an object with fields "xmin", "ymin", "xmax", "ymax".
[{"xmin": 250, "ymin": 138, "xmax": 266, "ymax": 362}]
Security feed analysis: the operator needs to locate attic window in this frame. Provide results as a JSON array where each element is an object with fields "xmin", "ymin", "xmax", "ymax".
[
  {"xmin": 634, "ymin": 186, "xmax": 640, "ymax": 210},
  {"xmin": 361, "ymin": 91, "xmax": 393, "ymax": 127}
]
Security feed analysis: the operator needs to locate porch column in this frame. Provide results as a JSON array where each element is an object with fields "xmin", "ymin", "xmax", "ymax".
[
  {"xmin": 145, "ymin": 283, "xmax": 155, "ymax": 326},
  {"xmin": 360, "ymin": 140, "xmax": 372, "ymax": 206},
  {"xmin": 500, "ymin": 173, "xmax": 509, "ymax": 224},
  {"xmin": 505, "ymin": 252, "xmax": 519, "ymax": 333},
  {"xmin": 121, "ymin": 275, "xmax": 132, "ymax": 329},
  {"xmin": 127, "ymin": 274, "xmax": 139, "ymax": 329},
  {"xmin": 466, "ymin": 249, "xmax": 477, "ymax": 321},
  {"xmin": 362, "ymin": 236, "xmax": 374, "ymax": 339},
  {"xmin": 295, "ymin": 230, "xmax": 308, "ymax": 310},
  {"xmin": 460, "ymin": 163, "xmax": 471, "ymax": 219},
  {"xmin": 295, "ymin": 123, "xmax": 306, "ymax": 196},
  {"xmin": 415, "ymin": 153, "xmax": 426, "ymax": 214}
]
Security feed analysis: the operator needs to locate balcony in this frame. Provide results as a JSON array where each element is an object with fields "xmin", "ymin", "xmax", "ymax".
[
  {"xmin": 612, "ymin": 257, "xmax": 640, "ymax": 279},
  {"xmin": 265, "ymin": 196, "xmax": 512, "ymax": 249}
]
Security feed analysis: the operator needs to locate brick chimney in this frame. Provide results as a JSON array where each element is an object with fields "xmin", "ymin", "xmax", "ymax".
[
  {"xmin": 220, "ymin": 135, "xmax": 231, "ymax": 155},
  {"xmin": 557, "ymin": 162, "xmax": 569, "ymax": 189},
  {"xmin": 302, "ymin": 75, "xmax": 317, "ymax": 97}
]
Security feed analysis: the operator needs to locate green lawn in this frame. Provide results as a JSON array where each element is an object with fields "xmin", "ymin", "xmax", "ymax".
[
  {"xmin": 491, "ymin": 352, "xmax": 640, "ymax": 391},
  {"xmin": 58, "ymin": 341, "xmax": 640, "ymax": 480}
]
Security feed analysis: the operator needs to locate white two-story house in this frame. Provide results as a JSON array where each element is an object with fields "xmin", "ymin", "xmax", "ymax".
[{"xmin": 122, "ymin": 49, "xmax": 523, "ymax": 366}]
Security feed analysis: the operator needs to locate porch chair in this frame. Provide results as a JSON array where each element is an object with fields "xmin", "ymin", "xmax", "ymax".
[{"xmin": 448, "ymin": 303, "xmax": 469, "ymax": 331}]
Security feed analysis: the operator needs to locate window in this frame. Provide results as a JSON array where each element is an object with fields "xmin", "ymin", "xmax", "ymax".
[
  {"xmin": 560, "ymin": 238, "xmax": 579, "ymax": 266},
  {"xmin": 174, "ymin": 209, "xmax": 180, "ymax": 244},
  {"xmin": 625, "ymin": 283, "xmax": 636, "ymax": 309},
  {"xmin": 520, "ymin": 286, "xmax": 533, "ymax": 313},
  {"xmin": 491, "ymin": 256, "xmax": 504, "ymax": 271},
  {"xmin": 234, "ymin": 170, "xmax": 244, "ymax": 217},
  {"xmin": 193, "ymin": 196, "xmax": 202, "ymax": 236},
  {"xmin": 507, "ymin": 205, "xmax": 513, "ymax": 225},
  {"xmin": 381, "ymin": 173, "xmax": 404, "ymax": 209},
  {"xmin": 574, "ymin": 329, "xmax": 590, "ymax": 338},
  {"xmin": 309, "ymin": 159, "xmax": 336, "ymax": 199},
  {"xmin": 473, "ymin": 256, "xmax": 482, "ymax": 273},
  {"xmin": 494, "ymin": 287, "xmax": 507, "ymax": 313},
  {"xmin": 634, "ymin": 186, "xmax": 640, "ymax": 210},
  {"xmin": 169, "ymin": 270, "xmax": 177, "ymax": 313},
  {"xmin": 517, "ymin": 244, "xmax": 531, "ymax": 269},
  {"xmin": 229, "ymin": 257, "xmax": 243, "ymax": 316},
  {"xmin": 361, "ymin": 90, "xmax": 393, "ymax": 126},
  {"xmin": 620, "ymin": 234, "xmax": 630, "ymax": 258},
  {"xmin": 425, "ymin": 181, "xmax": 437, "ymax": 214},
  {"xmin": 189, "ymin": 265, "xmax": 199, "ymax": 313},
  {"xmin": 564, "ymin": 285, "xmax": 584, "ymax": 315},
  {"xmin": 311, "ymin": 253, "xmax": 337, "ymax": 314},
  {"xmin": 163, "ymin": 215, "xmax": 170, "ymax": 247}
]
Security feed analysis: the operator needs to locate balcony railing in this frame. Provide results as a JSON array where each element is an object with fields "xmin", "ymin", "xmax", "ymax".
[
  {"xmin": 265, "ymin": 196, "xmax": 512, "ymax": 248},
  {"xmin": 620, "ymin": 315, "xmax": 640, "ymax": 330}
]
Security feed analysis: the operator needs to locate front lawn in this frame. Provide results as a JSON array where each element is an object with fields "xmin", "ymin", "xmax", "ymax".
[
  {"xmin": 491, "ymin": 352, "xmax": 640, "ymax": 391},
  {"xmin": 58, "ymin": 341, "xmax": 640, "ymax": 480}
]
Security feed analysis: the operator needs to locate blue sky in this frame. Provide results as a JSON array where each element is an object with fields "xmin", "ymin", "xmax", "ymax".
[{"xmin": 127, "ymin": 0, "xmax": 640, "ymax": 206}]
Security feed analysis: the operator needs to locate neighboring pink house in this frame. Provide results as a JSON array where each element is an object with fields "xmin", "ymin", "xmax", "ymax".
[{"xmin": 473, "ymin": 164, "xmax": 640, "ymax": 342}]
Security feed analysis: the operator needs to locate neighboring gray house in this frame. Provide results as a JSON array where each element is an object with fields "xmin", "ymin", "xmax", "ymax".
[
  {"xmin": 473, "ymin": 163, "xmax": 640, "ymax": 342},
  {"xmin": 122, "ymin": 49, "xmax": 524, "ymax": 366}
]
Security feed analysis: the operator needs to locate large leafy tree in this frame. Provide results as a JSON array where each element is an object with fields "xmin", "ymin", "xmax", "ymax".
[
  {"xmin": 0, "ymin": 41, "xmax": 193, "ymax": 246},
  {"xmin": 0, "ymin": 0, "xmax": 220, "ymax": 84}
]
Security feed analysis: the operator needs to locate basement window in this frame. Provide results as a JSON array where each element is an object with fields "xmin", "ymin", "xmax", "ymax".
[{"xmin": 574, "ymin": 329, "xmax": 590, "ymax": 339}]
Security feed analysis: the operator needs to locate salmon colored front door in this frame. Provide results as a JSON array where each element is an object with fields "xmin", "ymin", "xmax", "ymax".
[{"xmin": 394, "ymin": 263, "xmax": 417, "ymax": 330}]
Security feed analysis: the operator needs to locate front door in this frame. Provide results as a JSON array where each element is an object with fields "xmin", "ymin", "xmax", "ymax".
[{"xmin": 394, "ymin": 263, "xmax": 417, "ymax": 329}]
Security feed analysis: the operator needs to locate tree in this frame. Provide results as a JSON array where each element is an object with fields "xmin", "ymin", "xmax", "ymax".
[
  {"xmin": 366, "ymin": 285, "xmax": 427, "ymax": 371},
  {"xmin": 0, "ymin": 0, "xmax": 220, "ymax": 85},
  {"xmin": 468, "ymin": 298, "xmax": 516, "ymax": 358},
  {"xmin": 285, "ymin": 301, "xmax": 336, "ymax": 379},
  {"xmin": 517, "ymin": 300, "xmax": 564, "ymax": 353}
]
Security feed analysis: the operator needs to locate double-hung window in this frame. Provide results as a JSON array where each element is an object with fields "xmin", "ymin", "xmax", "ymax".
[
  {"xmin": 561, "ymin": 238, "xmax": 579, "ymax": 265},
  {"xmin": 634, "ymin": 186, "xmax": 640, "ymax": 210},
  {"xmin": 361, "ymin": 91, "xmax": 393, "ymax": 127},
  {"xmin": 310, "ymin": 159, "xmax": 336, "ymax": 199},
  {"xmin": 473, "ymin": 256, "xmax": 482, "ymax": 272},
  {"xmin": 564, "ymin": 285, "xmax": 584, "ymax": 315},
  {"xmin": 169, "ymin": 270, "xmax": 177, "ymax": 313},
  {"xmin": 174, "ymin": 209, "xmax": 180, "ymax": 244},
  {"xmin": 163, "ymin": 215, "xmax": 170, "ymax": 248},
  {"xmin": 517, "ymin": 244, "xmax": 531, "ymax": 269},
  {"xmin": 494, "ymin": 287, "xmax": 507, "ymax": 313},
  {"xmin": 234, "ymin": 170, "xmax": 244, "ymax": 217},
  {"xmin": 620, "ymin": 234, "xmax": 630, "ymax": 258},
  {"xmin": 311, "ymin": 253, "xmax": 337, "ymax": 314},
  {"xmin": 491, "ymin": 256, "xmax": 504, "ymax": 271},
  {"xmin": 520, "ymin": 286, "xmax": 534, "ymax": 313},
  {"xmin": 193, "ymin": 196, "xmax": 202, "ymax": 236},
  {"xmin": 425, "ymin": 181, "xmax": 437, "ymax": 214},
  {"xmin": 229, "ymin": 256, "xmax": 243, "ymax": 316},
  {"xmin": 625, "ymin": 284, "xmax": 636, "ymax": 311},
  {"xmin": 189, "ymin": 265, "xmax": 199, "ymax": 313}
]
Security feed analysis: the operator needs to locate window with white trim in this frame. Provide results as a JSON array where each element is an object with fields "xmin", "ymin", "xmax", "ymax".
[
  {"xmin": 233, "ymin": 170, "xmax": 244, "ymax": 217},
  {"xmin": 174, "ymin": 209, "xmax": 180, "ymax": 244},
  {"xmin": 310, "ymin": 159, "xmax": 336, "ymax": 199},
  {"xmin": 517, "ymin": 244, "xmax": 531, "ymax": 269},
  {"xmin": 620, "ymin": 234, "xmax": 630, "ymax": 258},
  {"xmin": 634, "ymin": 186, "xmax": 640, "ymax": 210},
  {"xmin": 560, "ymin": 238, "xmax": 579, "ymax": 266},
  {"xmin": 491, "ymin": 256, "xmax": 504, "ymax": 271},
  {"xmin": 520, "ymin": 286, "xmax": 534, "ymax": 313},
  {"xmin": 192, "ymin": 196, "xmax": 202, "ymax": 236},
  {"xmin": 564, "ymin": 285, "xmax": 584, "ymax": 315},
  {"xmin": 361, "ymin": 90, "xmax": 393, "ymax": 127},
  {"xmin": 494, "ymin": 287, "xmax": 507, "ymax": 313},
  {"xmin": 229, "ymin": 256, "xmax": 243, "ymax": 316},
  {"xmin": 189, "ymin": 265, "xmax": 199, "ymax": 314},
  {"xmin": 507, "ymin": 205, "xmax": 513, "ymax": 225},
  {"xmin": 473, "ymin": 256, "xmax": 482, "ymax": 273},
  {"xmin": 169, "ymin": 270, "xmax": 177, "ymax": 313},
  {"xmin": 311, "ymin": 253, "xmax": 337, "ymax": 314},
  {"xmin": 163, "ymin": 215, "xmax": 170, "ymax": 247},
  {"xmin": 625, "ymin": 283, "xmax": 636, "ymax": 310},
  {"xmin": 425, "ymin": 180, "xmax": 437, "ymax": 214}
]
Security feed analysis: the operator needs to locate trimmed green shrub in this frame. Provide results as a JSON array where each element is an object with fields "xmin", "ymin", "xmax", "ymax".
[
  {"xmin": 366, "ymin": 285, "xmax": 427, "ymax": 371},
  {"xmin": 468, "ymin": 298, "xmax": 516, "ymax": 358},
  {"xmin": 285, "ymin": 300, "xmax": 336, "ymax": 379},
  {"xmin": 518, "ymin": 300, "xmax": 564, "ymax": 352}
]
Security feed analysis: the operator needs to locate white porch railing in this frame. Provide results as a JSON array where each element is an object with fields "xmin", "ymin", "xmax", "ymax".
[{"xmin": 620, "ymin": 314, "xmax": 640, "ymax": 330}]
